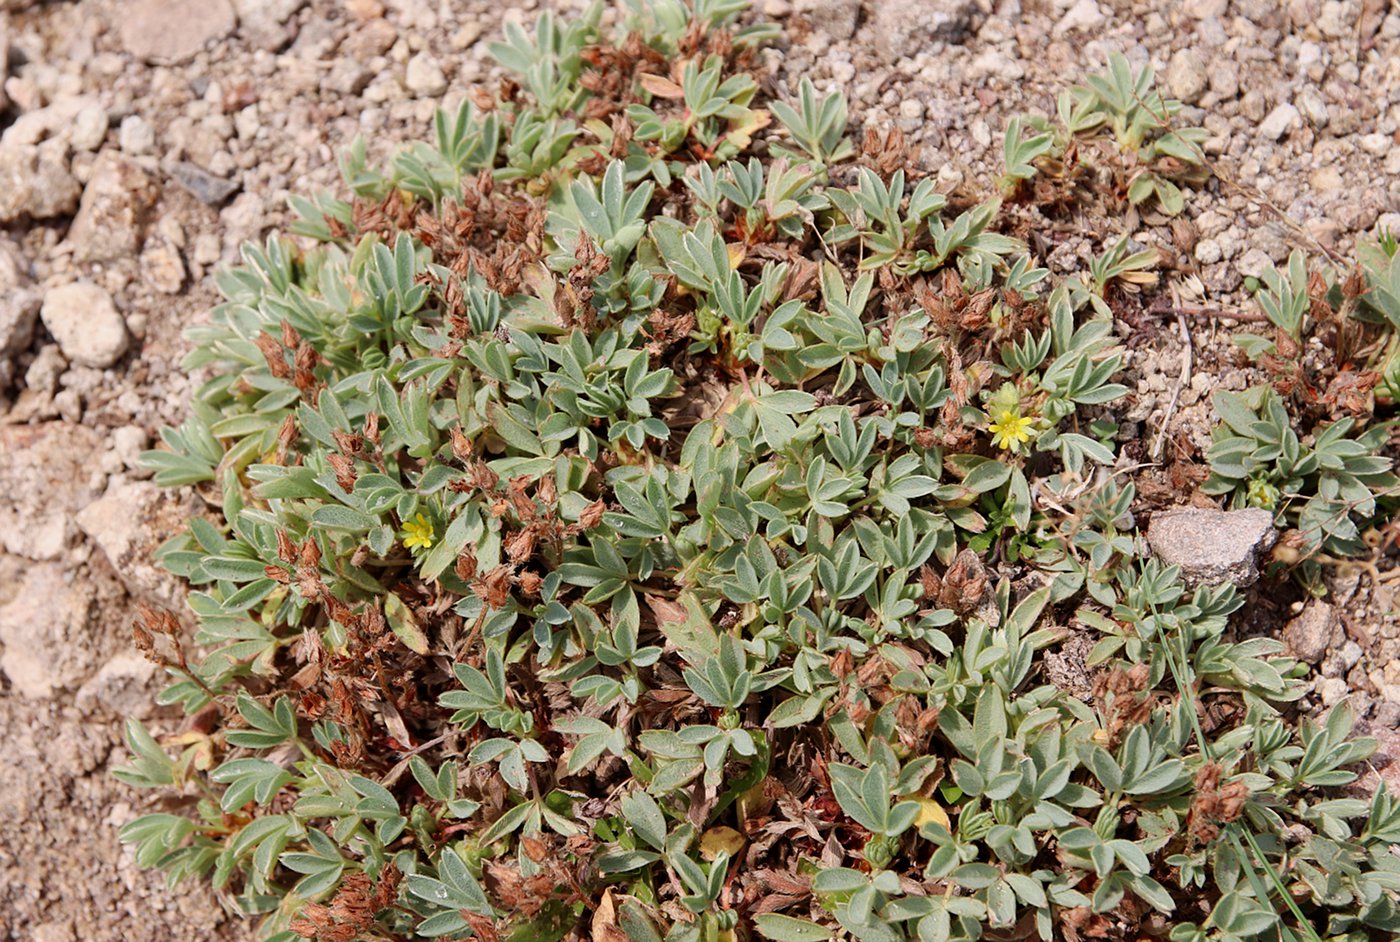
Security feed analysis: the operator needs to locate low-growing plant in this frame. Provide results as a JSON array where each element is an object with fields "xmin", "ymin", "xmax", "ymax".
[
  {"xmin": 119, "ymin": 3, "xmax": 1400, "ymax": 942},
  {"xmin": 1000, "ymin": 53, "xmax": 1208, "ymax": 217},
  {"xmin": 1203, "ymin": 386, "xmax": 1395, "ymax": 560},
  {"xmin": 1214, "ymin": 239, "xmax": 1399, "ymax": 570}
]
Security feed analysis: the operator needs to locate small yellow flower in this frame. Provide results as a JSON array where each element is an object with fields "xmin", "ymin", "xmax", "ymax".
[
  {"xmin": 1246, "ymin": 477, "xmax": 1280, "ymax": 511},
  {"xmin": 988, "ymin": 408, "xmax": 1034, "ymax": 453},
  {"xmin": 401, "ymin": 513, "xmax": 436, "ymax": 551}
]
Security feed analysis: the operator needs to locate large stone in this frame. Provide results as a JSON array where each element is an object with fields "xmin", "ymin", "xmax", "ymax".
[
  {"xmin": 74, "ymin": 652, "xmax": 158, "ymax": 717},
  {"xmin": 794, "ymin": 0, "xmax": 860, "ymax": 40},
  {"xmin": 1283, "ymin": 601, "xmax": 1339, "ymax": 665},
  {"xmin": 1165, "ymin": 49, "xmax": 1207, "ymax": 105},
  {"xmin": 0, "ymin": 424, "xmax": 105, "ymax": 561},
  {"xmin": 77, "ymin": 480, "xmax": 188, "ymax": 607},
  {"xmin": 234, "ymin": 0, "xmax": 306, "ymax": 50},
  {"xmin": 0, "ymin": 564, "xmax": 100, "ymax": 698},
  {"xmin": 64, "ymin": 151, "xmax": 159, "ymax": 264},
  {"xmin": 1054, "ymin": 0, "xmax": 1106, "ymax": 34},
  {"xmin": 40, "ymin": 282, "xmax": 129, "ymax": 369},
  {"xmin": 1146, "ymin": 506, "xmax": 1277, "ymax": 587},
  {"xmin": 1259, "ymin": 102, "xmax": 1300, "ymax": 141},
  {"xmin": 119, "ymin": 0, "xmax": 237, "ymax": 64},
  {"xmin": 404, "ymin": 52, "xmax": 447, "ymax": 96},
  {"xmin": 0, "ymin": 142, "xmax": 81, "ymax": 222},
  {"xmin": 0, "ymin": 240, "xmax": 39, "ymax": 358},
  {"xmin": 170, "ymin": 160, "xmax": 240, "ymax": 205},
  {"xmin": 871, "ymin": 0, "xmax": 985, "ymax": 61},
  {"xmin": 1, "ymin": 95, "xmax": 103, "ymax": 148}
]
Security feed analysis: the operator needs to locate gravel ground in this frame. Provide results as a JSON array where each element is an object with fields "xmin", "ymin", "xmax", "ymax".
[{"xmin": 0, "ymin": 0, "xmax": 1397, "ymax": 937}]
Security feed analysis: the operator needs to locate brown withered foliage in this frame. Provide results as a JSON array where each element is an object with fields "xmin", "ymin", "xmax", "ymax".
[
  {"xmin": 415, "ymin": 172, "xmax": 547, "ymax": 302},
  {"xmin": 253, "ymin": 321, "xmax": 321, "ymax": 397},
  {"xmin": 289, "ymin": 865, "xmax": 402, "ymax": 942},
  {"xmin": 1093, "ymin": 662, "xmax": 1153, "ymax": 749},
  {"xmin": 352, "ymin": 190, "xmax": 419, "ymax": 241},
  {"xmin": 926, "ymin": 548, "xmax": 989, "ymax": 616},
  {"xmin": 1185, "ymin": 761, "xmax": 1249, "ymax": 846},
  {"xmin": 860, "ymin": 125, "xmax": 911, "ymax": 178},
  {"xmin": 579, "ymin": 32, "xmax": 668, "ymax": 120},
  {"xmin": 482, "ymin": 834, "xmax": 596, "ymax": 923},
  {"xmin": 555, "ymin": 235, "xmax": 612, "ymax": 330},
  {"xmin": 641, "ymin": 304, "xmax": 696, "ymax": 357}
]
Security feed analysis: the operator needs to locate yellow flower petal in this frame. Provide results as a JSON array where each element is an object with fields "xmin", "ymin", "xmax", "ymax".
[
  {"xmin": 700, "ymin": 825, "xmax": 746, "ymax": 860},
  {"xmin": 912, "ymin": 797, "xmax": 951, "ymax": 830}
]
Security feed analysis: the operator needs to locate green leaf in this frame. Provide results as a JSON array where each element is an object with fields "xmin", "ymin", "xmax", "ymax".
[
  {"xmin": 754, "ymin": 914, "xmax": 833, "ymax": 942},
  {"xmin": 384, "ymin": 592, "xmax": 430, "ymax": 654},
  {"xmin": 311, "ymin": 505, "xmax": 378, "ymax": 531},
  {"xmin": 620, "ymin": 791, "xmax": 667, "ymax": 851}
]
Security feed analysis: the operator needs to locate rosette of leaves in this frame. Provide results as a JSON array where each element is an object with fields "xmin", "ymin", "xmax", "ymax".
[
  {"xmin": 1203, "ymin": 386, "xmax": 1396, "ymax": 559},
  {"xmin": 999, "ymin": 53, "xmax": 1208, "ymax": 216},
  {"xmin": 117, "ymin": 2, "xmax": 1400, "ymax": 942}
]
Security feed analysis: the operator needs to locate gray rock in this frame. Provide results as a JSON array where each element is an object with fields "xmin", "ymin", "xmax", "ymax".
[
  {"xmin": 1183, "ymin": 0, "xmax": 1227, "ymax": 15},
  {"xmin": 1376, "ymin": 701, "xmax": 1400, "ymax": 729},
  {"xmin": 1258, "ymin": 102, "xmax": 1300, "ymax": 141},
  {"xmin": 1165, "ymin": 49, "xmax": 1206, "ymax": 105},
  {"xmin": 39, "ymin": 282, "xmax": 129, "ymax": 368},
  {"xmin": 64, "ymin": 151, "xmax": 159, "ymax": 264},
  {"xmin": 405, "ymin": 52, "xmax": 447, "ymax": 96},
  {"xmin": 141, "ymin": 240, "xmax": 186, "ymax": 294},
  {"xmin": 0, "ymin": 241, "xmax": 39, "ymax": 358},
  {"xmin": 1296, "ymin": 85, "xmax": 1329, "ymax": 128},
  {"xmin": 1337, "ymin": 196, "xmax": 1381, "ymax": 234},
  {"xmin": 1208, "ymin": 60, "xmax": 1239, "ymax": 99},
  {"xmin": 872, "ymin": 0, "xmax": 985, "ymax": 61},
  {"xmin": 1317, "ymin": 677, "xmax": 1349, "ymax": 707},
  {"xmin": 343, "ymin": 19, "xmax": 398, "ymax": 59},
  {"xmin": 0, "ymin": 564, "xmax": 99, "ymax": 699},
  {"xmin": 1237, "ymin": 247, "xmax": 1273, "ymax": 279},
  {"xmin": 170, "ymin": 160, "xmax": 240, "ymax": 205},
  {"xmin": 2, "ymin": 95, "xmax": 103, "ymax": 148},
  {"xmin": 76, "ymin": 479, "xmax": 185, "ymax": 606},
  {"xmin": 796, "ymin": 0, "xmax": 860, "ymax": 40},
  {"xmin": 75, "ymin": 653, "xmax": 158, "ymax": 717},
  {"xmin": 1240, "ymin": 90, "xmax": 1268, "ymax": 123},
  {"xmin": 968, "ymin": 47, "xmax": 1024, "ymax": 81},
  {"xmin": 1339, "ymin": 639, "xmax": 1363, "ymax": 671},
  {"xmin": 1283, "ymin": 601, "xmax": 1338, "ymax": 664},
  {"xmin": 0, "ymin": 142, "xmax": 81, "ymax": 222},
  {"xmin": 1194, "ymin": 237, "xmax": 1222, "ymax": 264},
  {"xmin": 108, "ymin": 426, "xmax": 150, "ymax": 476},
  {"xmin": 1054, "ymin": 0, "xmax": 1106, "ymax": 34},
  {"xmin": 0, "ymin": 423, "xmax": 103, "ymax": 561},
  {"xmin": 22, "ymin": 344, "xmax": 65, "ymax": 396},
  {"xmin": 119, "ymin": 0, "xmax": 237, "ymax": 64},
  {"xmin": 0, "ymin": 299, "xmax": 36, "ymax": 357},
  {"xmin": 118, "ymin": 114, "xmax": 155, "ymax": 155},
  {"xmin": 329, "ymin": 61, "xmax": 373, "ymax": 95},
  {"xmin": 1146, "ymin": 506, "xmax": 1277, "ymax": 587},
  {"xmin": 70, "ymin": 103, "xmax": 109, "ymax": 152},
  {"xmin": 234, "ymin": 0, "xmax": 306, "ymax": 51}
]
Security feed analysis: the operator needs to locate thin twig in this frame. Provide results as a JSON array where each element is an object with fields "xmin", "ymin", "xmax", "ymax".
[
  {"xmin": 1152, "ymin": 296, "xmax": 1192, "ymax": 464},
  {"xmin": 1145, "ymin": 300, "xmax": 1272, "ymax": 324}
]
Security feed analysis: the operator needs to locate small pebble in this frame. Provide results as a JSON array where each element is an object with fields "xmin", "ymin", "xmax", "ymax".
[
  {"xmin": 1258, "ymin": 102, "xmax": 1300, "ymax": 141},
  {"xmin": 1317, "ymin": 677, "xmax": 1349, "ymax": 707},
  {"xmin": 39, "ymin": 282, "xmax": 128, "ymax": 369},
  {"xmin": 404, "ymin": 52, "xmax": 447, "ymax": 97},
  {"xmin": 119, "ymin": 115, "xmax": 155, "ymax": 155}
]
